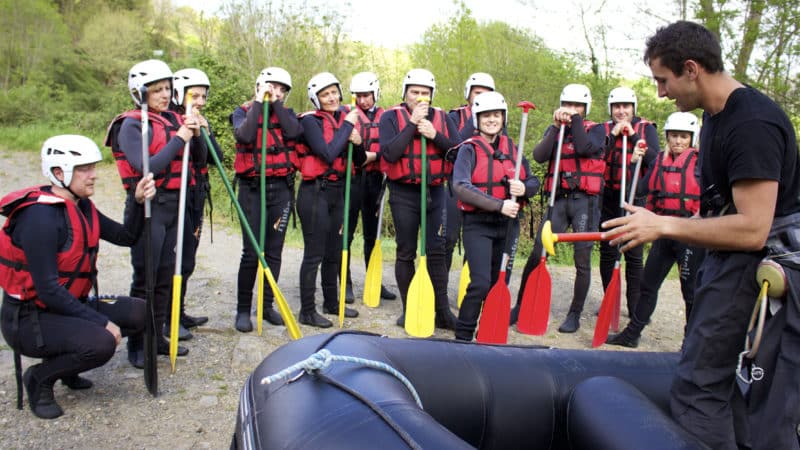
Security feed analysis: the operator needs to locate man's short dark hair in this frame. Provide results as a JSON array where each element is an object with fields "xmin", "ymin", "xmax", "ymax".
[{"xmin": 644, "ymin": 21, "xmax": 724, "ymax": 75}]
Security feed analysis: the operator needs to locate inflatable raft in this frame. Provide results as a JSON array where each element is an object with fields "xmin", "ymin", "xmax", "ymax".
[{"xmin": 232, "ymin": 331, "xmax": 709, "ymax": 449}]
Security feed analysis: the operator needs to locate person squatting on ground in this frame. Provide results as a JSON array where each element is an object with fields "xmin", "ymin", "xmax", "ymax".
[
  {"xmin": 511, "ymin": 83, "xmax": 605, "ymax": 333},
  {"xmin": 0, "ymin": 135, "xmax": 155, "ymax": 419},
  {"xmin": 106, "ymin": 59, "xmax": 205, "ymax": 365},
  {"xmin": 166, "ymin": 68, "xmax": 224, "ymax": 340},
  {"xmin": 451, "ymin": 91, "xmax": 539, "ymax": 341},
  {"xmin": 230, "ymin": 67, "xmax": 301, "ymax": 333},
  {"xmin": 344, "ymin": 71, "xmax": 396, "ymax": 303},
  {"xmin": 590, "ymin": 86, "xmax": 659, "ymax": 316},
  {"xmin": 607, "ymin": 111, "xmax": 705, "ymax": 348},
  {"xmin": 445, "ymin": 73, "xmax": 497, "ymax": 273},
  {"xmin": 295, "ymin": 72, "xmax": 365, "ymax": 328},
  {"xmin": 379, "ymin": 68, "xmax": 461, "ymax": 330},
  {"xmin": 604, "ymin": 20, "xmax": 800, "ymax": 449}
]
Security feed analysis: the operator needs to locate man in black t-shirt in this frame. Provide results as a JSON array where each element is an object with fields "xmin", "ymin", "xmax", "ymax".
[{"xmin": 603, "ymin": 21, "xmax": 800, "ymax": 450}]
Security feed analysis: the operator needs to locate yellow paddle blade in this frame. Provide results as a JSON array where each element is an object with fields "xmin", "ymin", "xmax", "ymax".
[
  {"xmin": 457, "ymin": 261, "xmax": 470, "ymax": 308},
  {"xmin": 405, "ymin": 256, "xmax": 435, "ymax": 337},
  {"xmin": 363, "ymin": 241, "xmax": 383, "ymax": 308},
  {"xmin": 339, "ymin": 250, "xmax": 349, "ymax": 328},
  {"xmin": 169, "ymin": 274, "xmax": 182, "ymax": 373},
  {"xmin": 263, "ymin": 267, "xmax": 302, "ymax": 339},
  {"xmin": 257, "ymin": 258, "xmax": 264, "ymax": 336}
]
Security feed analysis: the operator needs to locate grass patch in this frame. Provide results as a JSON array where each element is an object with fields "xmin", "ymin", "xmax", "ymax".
[{"xmin": 0, "ymin": 124, "xmax": 112, "ymax": 162}]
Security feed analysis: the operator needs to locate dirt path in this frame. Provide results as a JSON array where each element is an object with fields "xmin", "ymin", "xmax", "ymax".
[{"xmin": 0, "ymin": 149, "xmax": 686, "ymax": 448}]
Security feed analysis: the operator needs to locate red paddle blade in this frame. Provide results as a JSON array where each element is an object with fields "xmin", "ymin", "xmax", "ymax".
[
  {"xmin": 611, "ymin": 285, "xmax": 621, "ymax": 332},
  {"xmin": 476, "ymin": 272, "xmax": 511, "ymax": 344},
  {"xmin": 517, "ymin": 257, "xmax": 551, "ymax": 335},
  {"xmin": 593, "ymin": 268, "xmax": 621, "ymax": 347}
]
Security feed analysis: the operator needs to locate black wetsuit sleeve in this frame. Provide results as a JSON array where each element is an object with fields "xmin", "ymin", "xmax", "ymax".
[
  {"xmin": 533, "ymin": 125, "xmax": 559, "ymax": 163},
  {"xmin": 97, "ymin": 201, "xmax": 143, "ymax": 247},
  {"xmin": 119, "ymin": 117, "xmax": 185, "ymax": 176},
  {"xmin": 452, "ymin": 143, "xmax": 504, "ymax": 213},
  {"xmin": 13, "ymin": 205, "xmax": 107, "ymax": 326},
  {"xmin": 571, "ymin": 115, "xmax": 604, "ymax": 157},
  {"xmin": 379, "ymin": 109, "xmax": 417, "ymax": 163},
  {"xmin": 300, "ymin": 113, "xmax": 354, "ymax": 165}
]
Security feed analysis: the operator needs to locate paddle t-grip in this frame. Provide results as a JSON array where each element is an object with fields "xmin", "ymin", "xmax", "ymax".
[
  {"xmin": 517, "ymin": 101, "xmax": 536, "ymax": 113},
  {"xmin": 757, "ymin": 259, "xmax": 787, "ymax": 298}
]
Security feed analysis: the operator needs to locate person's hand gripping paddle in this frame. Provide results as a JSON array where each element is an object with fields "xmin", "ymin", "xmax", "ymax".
[
  {"xmin": 476, "ymin": 100, "xmax": 536, "ymax": 344},
  {"xmin": 517, "ymin": 120, "xmax": 565, "ymax": 335},
  {"xmin": 405, "ymin": 95, "xmax": 436, "ymax": 337},
  {"xmin": 593, "ymin": 138, "xmax": 645, "ymax": 347},
  {"xmin": 169, "ymin": 91, "xmax": 193, "ymax": 372}
]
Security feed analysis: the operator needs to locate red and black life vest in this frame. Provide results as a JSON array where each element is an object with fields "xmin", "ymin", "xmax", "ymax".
[
  {"xmin": 543, "ymin": 120, "xmax": 605, "ymax": 196},
  {"xmin": 233, "ymin": 102, "xmax": 298, "ymax": 178},
  {"xmin": 647, "ymin": 148, "xmax": 701, "ymax": 217},
  {"xmin": 457, "ymin": 135, "xmax": 525, "ymax": 212},
  {"xmin": 105, "ymin": 109, "xmax": 187, "ymax": 190},
  {"xmin": 295, "ymin": 109, "xmax": 349, "ymax": 181},
  {"xmin": 603, "ymin": 119, "xmax": 652, "ymax": 190},
  {"xmin": 380, "ymin": 106, "xmax": 452, "ymax": 186},
  {"xmin": 0, "ymin": 187, "xmax": 99, "ymax": 309},
  {"xmin": 450, "ymin": 105, "xmax": 472, "ymax": 133},
  {"xmin": 354, "ymin": 107, "xmax": 384, "ymax": 172}
]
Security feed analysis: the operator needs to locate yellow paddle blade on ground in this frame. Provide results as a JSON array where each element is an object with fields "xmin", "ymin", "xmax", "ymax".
[
  {"xmin": 457, "ymin": 261, "xmax": 470, "ymax": 308},
  {"xmin": 256, "ymin": 258, "xmax": 264, "ymax": 335},
  {"xmin": 339, "ymin": 250, "xmax": 348, "ymax": 328},
  {"xmin": 363, "ymin": 241, "xmax": 382, "ymax": 308},
  {"xmin": 169, "ymin": 274, "xmax": 182, "ymax": 372},
  {"xmin": 263, "ymin": 267, "xmax": 302, "ymax": 339},
  {"xmin": 405, "ymin": 256, "xmax": 435, "ymax": 337}
]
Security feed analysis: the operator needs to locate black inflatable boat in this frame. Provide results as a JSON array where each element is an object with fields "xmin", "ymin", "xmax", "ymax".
[{"xmin": 232, "ymin": 331, "xmax": 708, "ymax": 449}]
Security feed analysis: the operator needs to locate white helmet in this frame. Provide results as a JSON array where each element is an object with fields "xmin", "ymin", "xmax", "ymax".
[
  {"xmin": 560, "ymin": 83, "xmax": 592, "ymax": 116},
  {"xmin": 607, "ymin": 86, "xmax": 637, "ymax": 115},
  {"xmin": 173, "ymin": 68, "xmax": 210, "ymax": 106},
  {"xmin": 349, "ymin": 71, "xmax": 380, "ymax": 103},
  {"xmin": 128, "ymin": 59, "xmax": 173, "ymax": 106},
  {"xmin": 471, "ymin": 91, "xmax": 507, "ymax": 129},
  {"xmin": 41, "ymin": 135, "xmax": 103, "ymax": 188},
  {"xmin": 307, "ymin": 72, "xmax": 342, "ymax": 109},
  {"xmin": 464, "ymin": 72, "xmax": 495, "ymax": 100},
  {"xmin": 402, "ymin": 68, "xmax": 436, "ymax": 102},
  {"xmin": 664, "ymin": 111, "xmax": 700, "ymax": 147},
  {"xmin": 256, "ymin": 67, "xmax": 293, "ymax": 99}
]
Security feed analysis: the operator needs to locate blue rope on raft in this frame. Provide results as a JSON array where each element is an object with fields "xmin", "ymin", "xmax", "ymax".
[{"xmin": 259, "ymin": 349, "xmax": 424, "ymax": 409}]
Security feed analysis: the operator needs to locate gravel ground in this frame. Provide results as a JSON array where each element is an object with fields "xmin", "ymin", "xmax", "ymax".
[{"xmin": 0, "ymin": 149, "xmax": 686, "ymax": 449}]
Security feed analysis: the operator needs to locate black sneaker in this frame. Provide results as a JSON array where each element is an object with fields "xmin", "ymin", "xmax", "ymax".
[
  {"xmin": 263, "ymin": 308, "xmax": 285, "ymax": 326},
  {"xmin": 164, "ymin": 323, "xmax": 193, "ymax": 341},
  {"xmin": 128, "ymin": 349, "xmax": 145, "ymax": 369},
  {"xmin": 298, "ymin": 311, "xmax": 333, "ymax": 328},
  {"xmin": 606, "ymin": 328, "xmax": 641, "ymax": 348},
  {"xmin": 157, "ymin": 341, "xmax": 189, "ymax": 356},
  {"xmin": 181, "ymin": 313, "xmax": 209, "ymax": 329},
  {"xmin": 23, "ymin": 366, "xmax": 63, "ymax": 419},
  {"xmin": 380, "ymin": 285, "xmax": 397, "ymax": 300},
  {"xmin": 322, "ymin": 305, "xmax": 359, "ymax": 318},
  {"xmin": 61, "ymin": 375, "xmax": 93, "ymax": 390},
  {"xmin": 557, "ymin": 312, "xmax": 580, "ymax": 333},
  {"xmin": 235, "ymin": 312, "xmax": 253, "ymax": 333}
]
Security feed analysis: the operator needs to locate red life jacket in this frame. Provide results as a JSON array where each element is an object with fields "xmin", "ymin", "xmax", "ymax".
[
  {"xmin": 233, "ymin": 102, "xmax": 298, "ymax": 178},
  {"xmin": 647, "ymin": 148, "xmax": 701, "ymax": 217},
  {"xmin": 603, "ymin": 119, "xmax": 652, "ymax": 190},
  {"xmin": 0, "ymin": 187, "xmax": 99, "ymax": 309},
  {"xmin": 354, "ymin": 107, "xmax": 384, "ymax": 172},
  {"xmin": 457, "ymin": 135, "xmax": 525, "ymax": 212},
  {"xmin": 543, "ymin": 120, "xmax": 605, "ymax": 196},
  {"xmin": 105, "ymin": 109, "xmax": 188, "ymax": 190},
  {"xmin": 450, "ymin": 105, "xmax": 471, "ymax": 133},
  {"xmin": 380, "ymin": 106, "xmax": 452, "ymax": 186},
  {"xmin": 295, "ymin": 109, "xmax": 349, "ymax": 181}
]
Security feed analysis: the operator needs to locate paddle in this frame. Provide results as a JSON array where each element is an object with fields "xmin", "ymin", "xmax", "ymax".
[
  {"xmin": 139, "ymin": 86, "xmax": 158, "ymax": 396},
  {"xmin": 169, "ymin": 91, "xmax": 193, "ymax": 372},
  {"xmin": 593, "ymin": 138, "xmax": 645, "ymax": 347},
  {"xmin": 405, "ymin": 95, "xmax": 435, "ymax": 337},
  {"xmin": 339, "ymin": 96, "xmax": 357, "ymax": 327},
  {"xmin": 517, "ymin": 118, "xmax": 563, "ymax": 336},
  {"xmin": 200, "ymin": 128, "xmax": 302, "ymax": 339},
  {"xmin": 256, "ymin": 93, "xmax": 269, "ymax": 335},
  {"xmin": 475, "ymin": 100, "xmax": 535, "ymax": 344},
  {"xmin": 457, "ymin": 261, "xmax": 470, "ymax": 308},
  {"xmin": 539, "ymin": 220, "xmax": 615, "ymax": 256},
  {"xmin": 363, "ymin": 174, "xmax": 388, "ymax": 308}
]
